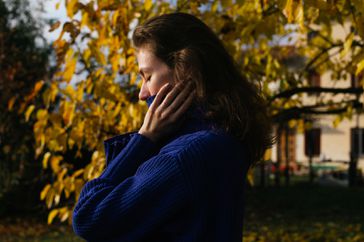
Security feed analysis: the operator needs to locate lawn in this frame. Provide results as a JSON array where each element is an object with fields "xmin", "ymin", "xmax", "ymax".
[
  {"xmin": 242, "ymin": 183, "xmax": 364, "ymax": 241},
  {"xmin": 0, "ymin": 182, "xmax": 363, "ymax": 242}
]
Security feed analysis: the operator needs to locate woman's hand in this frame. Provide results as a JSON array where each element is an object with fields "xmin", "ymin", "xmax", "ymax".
[{"xmin": 138, "ymin": 81, "xmax": 196, "ymax": 143}]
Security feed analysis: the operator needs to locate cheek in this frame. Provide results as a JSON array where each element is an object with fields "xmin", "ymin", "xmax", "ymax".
[{"xmin": 150, "ymin": 71, "xmax": 175, "ymax": 94}]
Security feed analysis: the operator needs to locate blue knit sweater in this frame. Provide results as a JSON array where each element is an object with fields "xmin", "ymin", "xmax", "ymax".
[{"xmin": 72, "ymin": 96, "xmax": 251, "ymax": 242}]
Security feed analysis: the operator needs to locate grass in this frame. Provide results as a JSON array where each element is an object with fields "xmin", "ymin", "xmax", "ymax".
[
  {"xmin": 0, "ymin": 217, "xmax": 82, "ymax": 242},
  {"xmin": 0, "ymin": 182, "xmax": 363, "ymax": 241},
  {"xmin": 242, "ymin": 182, "xmax": 364, "ymax": 241}
]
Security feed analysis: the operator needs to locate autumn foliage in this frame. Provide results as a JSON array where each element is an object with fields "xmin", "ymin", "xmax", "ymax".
[{"xmin": 13, "ymin": 0, "xmax": 364, "ymax": 224}]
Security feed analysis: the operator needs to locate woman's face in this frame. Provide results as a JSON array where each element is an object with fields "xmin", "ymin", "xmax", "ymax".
[{"xmin": 136, "ymin": 47, "xmax": 175, "ymax": 101}]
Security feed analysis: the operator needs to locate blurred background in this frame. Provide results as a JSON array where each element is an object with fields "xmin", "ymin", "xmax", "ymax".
[{"xmin": 1, "ymin": 0, "xmax": 364, "ymax": 241}]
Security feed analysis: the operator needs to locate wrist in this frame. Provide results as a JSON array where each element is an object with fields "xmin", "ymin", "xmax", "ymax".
[{"xmin": 138, "ymin": 130, "xmax": 159, "ymax": 143}]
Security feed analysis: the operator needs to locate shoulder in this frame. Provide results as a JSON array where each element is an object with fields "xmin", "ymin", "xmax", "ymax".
[{"xmin": 159, "ymin": 129, "xmax": 241, "ymax": 158}]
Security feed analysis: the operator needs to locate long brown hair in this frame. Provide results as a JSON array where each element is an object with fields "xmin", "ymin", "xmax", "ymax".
[{"xmin": 132, "ymin": 12, "xmax": 273, "ymax": 166}]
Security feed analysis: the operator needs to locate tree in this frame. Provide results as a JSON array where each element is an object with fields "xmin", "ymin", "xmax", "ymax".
[
  {"xmin": 24, "ymin": 0, "xmax": 364, "ymax": 224},
  {"xmin": 0, "ymin": 0, "xmax": 51, "ymax": 214}
]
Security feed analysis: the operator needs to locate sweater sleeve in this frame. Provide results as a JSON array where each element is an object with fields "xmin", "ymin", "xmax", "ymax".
[
  {"xmin": 72, "ymin": 135, "xmax": 191, "ymax": 241},
  {"xmin": 103, "ymin": 131, "xmax": 137, "ymax": 167},
  {"xmin": 100, "ymin": 132, "xmax": 160, "ymax": 183}
]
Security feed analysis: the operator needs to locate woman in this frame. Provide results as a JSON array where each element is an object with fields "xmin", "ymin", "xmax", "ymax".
[{"xmin": 72, "ymin": 12, "xmax": 273, "ymax": 242}]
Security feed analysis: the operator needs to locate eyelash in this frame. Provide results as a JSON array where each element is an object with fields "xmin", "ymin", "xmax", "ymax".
[{"xmin": 138, "ymin": 74, "xmax": 151, "ymax": 82}]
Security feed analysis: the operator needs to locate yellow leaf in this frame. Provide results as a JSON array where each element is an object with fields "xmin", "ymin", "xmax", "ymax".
[
  {"xmin": 7, "ymin": 96, "xmax": 16, "ymax": 111},
  {"xmin": 64, "ymin": 189, "xmax": 70, "ymax": 199},
  {"xmin": 112, "ymin": 10, "xmax": 120, "ymax": 27},
  {"xmin": 91, "ymin": 45, "xmax": 106, "ymax": 65},
  {"xmin": 356, "ymin": 58, "xmax": 364, "ymax": 76},
  {"xmin": 263, "ymin": 148, "xmax": 272, "ymax": 161},
  {"xmin": 83, "ymin": 49, "xmax": 91, "ymax": 61},
  {"xmin": 62, "ymin": 101, "xmax": 75, "ymax": 126},
  {"xmin": 48, "ymin": 209, "xmax": 58, "ymax": 224},
  {"xmin": 83, "ymin": 164, "xmax": 95, "ymax": 180},
  {"xmin": 333, "ymin": 115, "xmax": 343, "ymax": 128},
  {"xmin": 63, "ymin": 56, "xmax": 77, "ymax": 83},
  {"xmin": 57, "ymin": 168, "xmax": 68, "ymax": 181},
  {"xmin": 340, "ymin": 33, "xmax": 354, "ymax": 58},
  {"xmin": 246, "ymin": 166, "xmax": 254, "ymax": 186},
  {"xmin": 68, "ymin": 138, "xmax": 75, "ymax": 148},
  {"xmin": 42, "ymin": 152, "xmax": 51, "ymax": 169},
  {"xmin": 66, "ymin": 0, "xmax": 78, "ymax": 18},
  {"xmin": 49, "ymin": 21, "xmax": 61, "ymax": 32},
  {"xmin": 25, "ymin": 105, "xmax": 35, "ymax": 121},
  {"xmin": 295, "ymin": 2, "xmax": 304, "ymax": 29},
  {"xmin": 56, "ymin": 2, "xmax": 60, "ymax": 10},
  {"xmin": 288, "ymin": 119, "xmax": 297, "ymax": 128},
  {"xmin": 54, "ymin": 194, "xmax": 61, "ymax": 205},
  {"xmin": 46, "ymin": 188, "xmax": 54, "ymax": 208},
  {"xmin": 36, "ymin": 109, "xmax": 48, "ymax": 121},
  {"xmin": 211, "ymin": 1, "xmax": 219, "ymax": 12},
  {"xmin": 283, "ymin": 0, "xmax": 293, "ymax": 22},
  {"xmin": 59, "ymin": 208, "xmax": 69, "ymax": 222},
  {"xmin": 76, "ymin": 82, "xmax": 84, "ymax": 101},
  {"xmin": 72, "ymin": 169, "xmax": 84, "ymax": 178},
  {"xmin": 50, "ymin": 156, "xmax": 63, "ymax": 173},
  {"xmin": 34, "ymin": 80, "xmax": 44, "ymax": 92},
  {"xmin": 283, "ymin": 0, "xmax": 303, "ymax": 26},
  {"xmin": 112, "ymin": 103, "xmax": 121, "ymax": 118},
  {"xmin": 64, "ymin": 84, "xmax": 76, "ymax": 100},
  {"xmin": 24, "ymin": 80, "xmax": 44, "ymax": 103},
  {"xmin": 40, "ymin": 184, "xmax": 51, "ymax": 200},
  {"xmin": 144, "ymin": 0, "xmax": 153, "ymax": 11},
  {"xmin": 81, "ymin": 12, "xmax": 89, "ymax": 28}
]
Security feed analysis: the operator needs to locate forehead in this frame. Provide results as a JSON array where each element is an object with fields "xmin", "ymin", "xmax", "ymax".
[
  {"xmin": 135, "ymin": 46, "xmax": 172, "ymax": 74},
  {"xmin": 136, "ymin": 47, "xmax": 159, "ymax": 66}
]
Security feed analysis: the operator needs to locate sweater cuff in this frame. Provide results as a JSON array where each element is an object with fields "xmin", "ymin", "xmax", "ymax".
[
  {"xmin": 103, "ymin": 131, "xmax": 137, "ymax": 167},
  {"xmin": 99, "ymin": 133, "xmax": 160, "ymax": 183}
]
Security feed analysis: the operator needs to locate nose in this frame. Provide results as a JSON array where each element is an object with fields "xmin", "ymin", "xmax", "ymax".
[{"xmin": 138, "ymin": 82, "xmax": 150, "ymax": 101}]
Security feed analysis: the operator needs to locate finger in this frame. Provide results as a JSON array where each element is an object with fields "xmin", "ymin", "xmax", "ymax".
[
  {"xmin": 170, "ymin": 89, "xmax": 196, "ymax": 119},
  {"xmin": 159, "ymin": 81, "xmax": 189, "ymax": 108},
  {"xmin": 164, "ymin": 81, "xmax": 194, "ymax": 114},
  {"xmin": 149, "ymin": 83, "xmax": 171, "ymax": 111}
]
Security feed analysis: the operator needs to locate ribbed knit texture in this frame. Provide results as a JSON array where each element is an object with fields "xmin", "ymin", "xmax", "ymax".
[{"xmin": 72, "ymin": 101, "xmax": 251, "ymax": 242}]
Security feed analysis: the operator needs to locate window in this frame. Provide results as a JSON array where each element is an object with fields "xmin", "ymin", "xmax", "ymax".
[
  {"xmin": 308, "ymin": 69, "xmax": 321, "ymax": 87},
  {"xmin": 351, "ymin": 72, "xmax": 363, "ymax": 88},
  {"xmin": 304, "ymin": 128, "xmax": 321, "ymax": 157},
  {"xmin": 307, "ymin": 69, "xmax": 321, "ymax": 97},
  {"xmin": 350, "ymin": 128, "xmax": 364, "ymax": 156}
]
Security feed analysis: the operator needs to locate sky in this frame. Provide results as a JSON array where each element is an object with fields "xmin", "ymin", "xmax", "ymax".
[{"xmin": 29, "ymin": 0, "xmax": 69, "ymax": 43}]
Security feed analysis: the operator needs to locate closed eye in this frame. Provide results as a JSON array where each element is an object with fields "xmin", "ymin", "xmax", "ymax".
[{"xmin": 137, "ymin": 74, "xmax": 150, "ymax": 83}]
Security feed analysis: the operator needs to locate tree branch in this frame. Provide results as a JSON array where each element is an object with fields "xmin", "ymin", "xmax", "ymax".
[
  {"xmin": 269, "ymin": 86, "xmax": 363, "ymax": 103},
  {"xmin": 304, "ymin": 43, "xmax": 341, "ymax": 72},
  {"xmin": 272, "ymin": 99, "xmax": 363, "ymax": 122}
]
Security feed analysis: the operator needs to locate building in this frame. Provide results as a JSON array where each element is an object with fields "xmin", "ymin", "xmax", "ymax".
[{"xmin": 270, "ymin": 22, "xmax": 364, "ymax": 179}]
